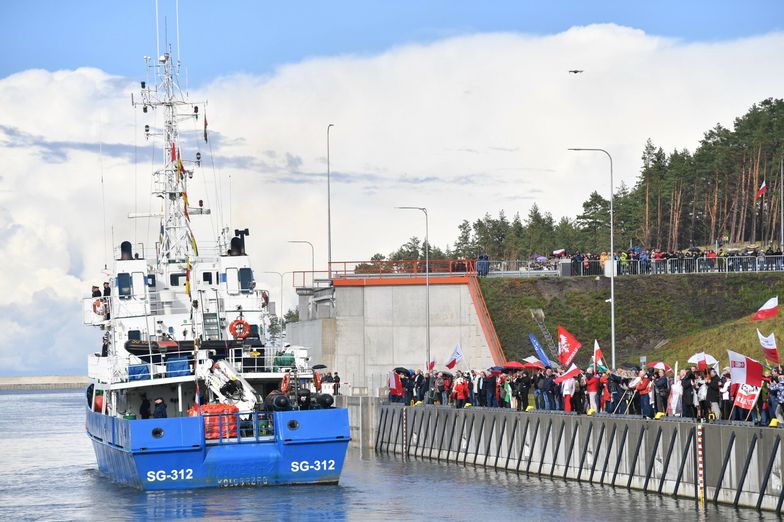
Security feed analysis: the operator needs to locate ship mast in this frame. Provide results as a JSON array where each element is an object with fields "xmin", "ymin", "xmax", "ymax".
[{"xmin": 134, "ymin": 48, "xmax": 206, "ymax": 264}]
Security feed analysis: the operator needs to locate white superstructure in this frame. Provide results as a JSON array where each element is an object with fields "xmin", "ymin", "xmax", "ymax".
[{"xmin": 83, "ymin": 49, "xmax": 315, "ymax": 418}]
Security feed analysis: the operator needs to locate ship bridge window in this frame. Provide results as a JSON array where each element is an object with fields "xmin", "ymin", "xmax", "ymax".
[
  {"xmin": 239, "ymin": 268, "xmax": 253, "ymax": 294},
  {"xmin": 117, "ymin": 273, "xmax": 132, "ymax": 300},
  {"xmin": 226, "ymin": 268, "xmax": 239, "ymax": 295},
  {"xmin": 202, "ymin": 272, "xmax": 213, "ymax": 284},
  {"xmin": 169, "ymin": 273, "xmax": 186, "ymax": 287}
]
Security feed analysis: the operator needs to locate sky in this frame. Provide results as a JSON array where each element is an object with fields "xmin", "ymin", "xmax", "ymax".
[{"xmin": 1, "ymin": 1, "xmax": 783, "ymax": 375}]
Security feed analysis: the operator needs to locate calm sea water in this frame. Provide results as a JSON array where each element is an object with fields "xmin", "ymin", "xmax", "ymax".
[{"xmin": 0, "ymin": 390, "xmax": 773, "ymax": 521}]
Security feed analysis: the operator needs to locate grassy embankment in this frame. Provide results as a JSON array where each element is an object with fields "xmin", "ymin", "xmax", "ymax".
[{"xmin": 479, "ymin": 273, "xmax": 784, "ymax": 369}]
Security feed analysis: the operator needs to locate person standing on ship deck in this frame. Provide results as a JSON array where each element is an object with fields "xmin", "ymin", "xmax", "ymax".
[
  {"xmin": 153, "ymin": 398, "xmax": 167, "ymax": 418},
  {"xmin": 140, "ymin": 395, "xmax": 151, "ymax": 419}
]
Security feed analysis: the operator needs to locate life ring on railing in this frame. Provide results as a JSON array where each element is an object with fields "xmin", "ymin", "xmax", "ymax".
[
  {"xmin": 229, "ymin": 319, "xmax": 250, "ymax": 339},
  {"xmin": 280, "ymin": 372, "xmax": 290, "ymax": 394},
  {"xmin": 92, "ymin": 299, "xmax": 105, "ymax": 315},
  {"xmin": 313, "ymin": 371, "xmax": 321, "ymax": 392}
]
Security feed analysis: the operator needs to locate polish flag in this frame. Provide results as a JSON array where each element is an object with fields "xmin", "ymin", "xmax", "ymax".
[
  {"xmin": 727, "ymin": 350, "xmax": 764, "ymax": 388},
  {"xmin": 554, "ymin": 363, "xmax": 581, "ymax": 385},
  {"xmin": 427, "ymin": 358, "xmax": 436, "ymax": 372},
  {"xmin": 593, "ymin": 340, "xmax": 605, "ymax": 372},
  {"xmin": 756, "ymin": 180, "xmax": 767, "ymax": 199},
  {"xmin": 751, "ymin": 296, "xmax": 778, "ymax": 321},
  {"xmin": 756, "ymin": 329, "xmax": 780, "ymax": 364},
  {"xmin": 696, "ymin": 352, "xmax": 708, "ymax": 372},
  {"xmin": 445, "ymin": 344, "xmax": 464, "ymax": 369},
  {"xmin": 388, "ymin": 370, "xmax": 402, "ymax": 392},
  {"xmin": 557, "ymin": 326, "xmax": 582, "ymax": 366}
]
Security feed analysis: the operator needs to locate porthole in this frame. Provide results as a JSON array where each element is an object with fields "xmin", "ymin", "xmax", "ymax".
[
  {"xmin": 152, "ymin": 427, "xmax": 164, "ymax": 438},
  {"xmin": 287, "ymin": 420, "xmax": 300, "ymax": 431}
]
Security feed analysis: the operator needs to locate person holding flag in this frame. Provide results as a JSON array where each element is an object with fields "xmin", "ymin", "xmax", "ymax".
[
  {"xmin": 554, "ymin": 363, "xmax": 582, "ymax": 409},
  {"xmin": 584, "ymin": 367, "xmax": 600, "ymax": 412},
  {"xmin": 388, "ymin": 370, "xmax": 403, "ymax": 403}
]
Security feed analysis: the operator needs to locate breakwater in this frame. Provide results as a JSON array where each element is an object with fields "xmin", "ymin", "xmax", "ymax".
[
  {"xmin": 0, "ymin": 376, "xmax": 88, "ymax": 390},
  {"xmin": 375, "ymin": 404, "xmax": 784, "ymax": 513}
]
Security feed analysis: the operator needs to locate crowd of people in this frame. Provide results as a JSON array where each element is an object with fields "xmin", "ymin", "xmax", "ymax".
[
  {"xmin": 388, "ymin": 364, "xmax": 784, "ymax": 426},
  {"xmin": 568, "ymin": 246, "xmax": 784, "ymax": 276},
  {"xmin": 479, "ymin": 246, "xmax": 784, "ymax": 276}
]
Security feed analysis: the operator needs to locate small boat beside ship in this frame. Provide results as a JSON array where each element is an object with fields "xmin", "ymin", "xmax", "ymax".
[{"xmin": 82, "ymin": 46, "xmax": 349, "ymax": 490}]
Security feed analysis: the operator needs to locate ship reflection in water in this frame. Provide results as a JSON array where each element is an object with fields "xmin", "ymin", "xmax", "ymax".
[{"xmin": 0, "ymin": 390, "xmax": 769, "ymax": 521}]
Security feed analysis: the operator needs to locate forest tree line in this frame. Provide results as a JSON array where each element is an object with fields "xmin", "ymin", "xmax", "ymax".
[{"xmin": 374, "ymin": 98, "xmax": 784, "ymax": 262}]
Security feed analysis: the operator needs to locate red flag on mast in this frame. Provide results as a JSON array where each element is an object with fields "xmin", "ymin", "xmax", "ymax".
[
  {"xmin": 752, "ymin": 297, "xmax": 778, "ymax": 321},
  {"xmin": 756, "ymin": 180, "xmax": 767, "ymax": 199},
  {"xmin": 557, "ymin": 326, "xmax": 582, "ymax": 366}
]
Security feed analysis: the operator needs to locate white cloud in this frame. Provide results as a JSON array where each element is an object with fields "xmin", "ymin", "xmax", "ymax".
[{"xmin": 0, "ymin": 24, "xmax": 782, "ymax": 374}]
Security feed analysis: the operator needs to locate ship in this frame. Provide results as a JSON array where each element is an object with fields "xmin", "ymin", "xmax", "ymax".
[{"xmin": 82, "ymin": 46, "xmax": 349, "ymax": 490}]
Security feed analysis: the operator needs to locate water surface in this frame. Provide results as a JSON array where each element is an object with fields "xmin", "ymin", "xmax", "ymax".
[{"xmin": 0, "ymin": 390, "xmax": 773, "ymax": 521}]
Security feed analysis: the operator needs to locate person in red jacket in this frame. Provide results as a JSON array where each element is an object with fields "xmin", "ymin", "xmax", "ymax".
[
  {"xmin": 453, "ymin": 377, "xmax": 469, "ymax": 409},
  {"xmin": 636, "ymin": 371, "xmax": 653, "ymax": 418},
  {"xmin": 584, "ymin": 368, "xmax": 600, "ymax": 411}
]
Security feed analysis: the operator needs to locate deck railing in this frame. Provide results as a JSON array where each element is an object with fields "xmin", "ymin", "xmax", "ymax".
[{"xmin": 201, "ymin": 411, "xmax": 275, "ymax": 444}]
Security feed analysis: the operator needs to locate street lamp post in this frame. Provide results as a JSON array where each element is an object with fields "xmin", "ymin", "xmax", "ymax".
[
  {"xmin": 395, "ymin": 206, "xmax": 430, "ymax": 368},
  {"xmin": 326, "ymin": 124, "xmax": 334, "ymax": 279},
  {"xmin": 288, "ymin": 240, "xmax": 315, "ymax": 275},
  {"xmin": 568, "ymin": 148, "xmax": 616, "ymax": 369},
  {"xmin": 259, "ymin": 271, "xmax": 291, "ymax": 321}
]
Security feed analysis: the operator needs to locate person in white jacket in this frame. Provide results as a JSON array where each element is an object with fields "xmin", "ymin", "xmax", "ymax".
[{"xmin": 561, "ymin": 377, "xmax": 577, "ymax": 412}]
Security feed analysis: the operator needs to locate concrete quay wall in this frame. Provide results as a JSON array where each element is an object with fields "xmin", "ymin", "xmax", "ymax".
[
  {"xmin": 289, "ymin": 282, "xmax": 494, "ymax": 393},
  {"xmin": 375, "ymin": 404, "xmax": 784, "ymax": 513}
]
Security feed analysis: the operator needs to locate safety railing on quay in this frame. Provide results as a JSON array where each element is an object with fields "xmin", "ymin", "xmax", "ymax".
[
  {"xmin": 292, "ymin": 259, "xmax": 477, "ymax": 288},
  {"xmin": 487, "ymin": 255, "xmax": 784, "ymax": 277},
  {"xmin": 291, "ymin": 254, "xmax": 784, "ymax": 289}
]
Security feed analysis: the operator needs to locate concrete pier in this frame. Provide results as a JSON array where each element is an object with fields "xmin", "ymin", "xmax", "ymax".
[
  {"xmin": 0, "ymin": 376, "xmax": 88, "ymax": 390},
  {"xmin": 375, "ymin": 404, "xmax": 784, "ymax": 513}
]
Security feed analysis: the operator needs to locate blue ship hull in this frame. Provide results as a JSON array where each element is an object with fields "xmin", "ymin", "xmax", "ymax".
[{"xmin": 86, "ymin": 408, "xmax": 350, "ymax": 490}]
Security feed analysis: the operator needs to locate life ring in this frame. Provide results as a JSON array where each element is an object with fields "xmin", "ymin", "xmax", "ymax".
[
  {"xmin": 313, "ymin": 371, "xmax": 321, "ymax": 392},
  {"xmin": 229, "ymin": 319, "xmax": 250, "ymax": 339},
  {"xmin": 280, "ymin": 372, "xmax": 290, "ymax": 394},
  {"xmin": 92, "ymin": 299, "xmax": 105, "ymax": 315}
]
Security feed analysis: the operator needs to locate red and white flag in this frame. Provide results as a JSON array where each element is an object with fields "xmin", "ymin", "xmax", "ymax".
[
  {"xmin": 427, "ymin": 357, "xmax": 436, "ymax": 371},
  {"xmin": 445, "ymin": 344, "xmax": 463, "ymax": 369},
  {"xmin": 727, "ymin": 350, "xmax": 764, "ymax": 387},
  {"xmin": 696, "ymin": 352, "xmax": 709, "ymax": 372},
  {"xmin": 593, "ymin": 339, "xmax": 605, "ymax": 372},
  {"xmin": 756, "ymin": 329, "xmax": 780, "ymax": 364},
  {"xmin": 733, "ymin": 383, "xmax": 760, "ymax": 410},
  {"xmin": 752, "ymin": 296, "xmax": 778, "ymax": 321},
  {"xmin": 557, "ymin": 326, "xmax": 582, "ymax": 366},
  {"xmin": 388, "ymin": 370, "xmax": 402, "ymax": 392},
  {"xmin": 756, "ymin": 180, "xmax": 767, "ymax": 199},
  {"xmin": 554, "ymin": 363, "xmax": 581, "ymax": 385}
]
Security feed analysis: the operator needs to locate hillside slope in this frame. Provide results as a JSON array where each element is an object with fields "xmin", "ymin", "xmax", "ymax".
[
  {"xmin": 479, "ymin": 273, "xmax": 784, "ymax": 367},
  {"xmin": 650, "ymin": 314, "xmax": 782, "ymax": 369}
]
